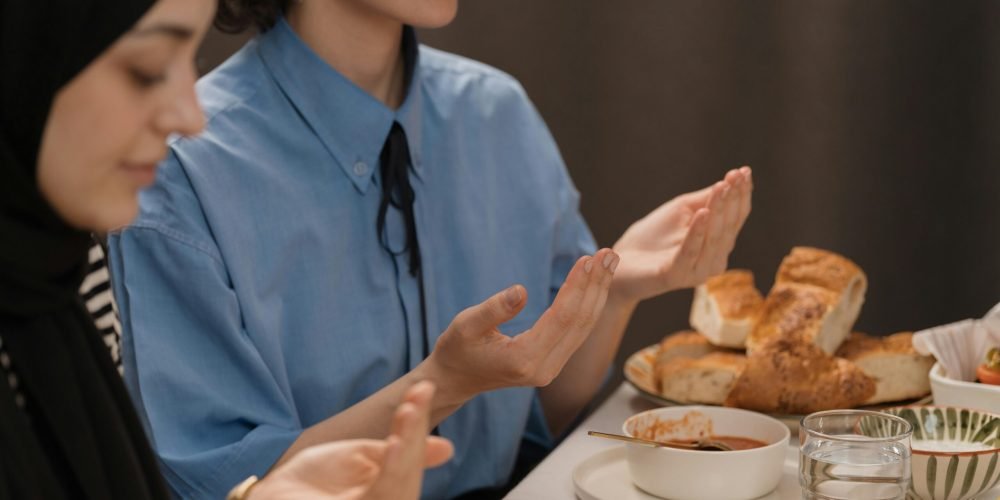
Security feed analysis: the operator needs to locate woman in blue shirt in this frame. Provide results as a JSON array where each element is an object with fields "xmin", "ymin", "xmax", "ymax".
[{"xmin": 108, "ymin": 0, "xmax": 753, "ymax": 498}]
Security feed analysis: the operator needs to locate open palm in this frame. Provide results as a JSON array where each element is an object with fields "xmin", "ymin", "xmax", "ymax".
[
  {"xmin": 429, "ymin": 248, "xmax": 618, "ymax": 395},
  {"xmin": 612, "ymin": 167, "xmax": 752, "ymax": 302}
]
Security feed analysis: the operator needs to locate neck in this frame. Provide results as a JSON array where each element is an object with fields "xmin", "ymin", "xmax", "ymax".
[{"xmin": 286, "ymin": 1, "xmax": 406, "ymax": 109}]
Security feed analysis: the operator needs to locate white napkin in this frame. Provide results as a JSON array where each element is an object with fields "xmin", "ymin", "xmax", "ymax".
[{"xmin": 912, "ymin": 302, "xmax": 1000, "ymax": 382}]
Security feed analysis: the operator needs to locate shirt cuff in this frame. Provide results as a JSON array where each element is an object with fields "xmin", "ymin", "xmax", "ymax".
[{"xmin": 162, "ymin": 424, "xmax": 301, "ymax": 500}]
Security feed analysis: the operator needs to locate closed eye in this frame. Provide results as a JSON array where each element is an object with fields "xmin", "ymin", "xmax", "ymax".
[{"xmin": 131, "ymin": 23, "xmax": 194, "ymax": 41}]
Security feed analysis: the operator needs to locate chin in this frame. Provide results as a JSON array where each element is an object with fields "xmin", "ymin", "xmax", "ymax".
[
  {"xmin": 83, "ymin": 197, "xmax": 140, "ymax": 233},
  {"xmin": 409, "ymin": 0, "xmax": 459, "ymax": 28}
]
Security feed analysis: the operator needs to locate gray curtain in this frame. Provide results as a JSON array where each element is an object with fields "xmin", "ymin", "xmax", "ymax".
[{"xmin": 198, "ymin": 0, "xmax": 1000, "ymax": 383}]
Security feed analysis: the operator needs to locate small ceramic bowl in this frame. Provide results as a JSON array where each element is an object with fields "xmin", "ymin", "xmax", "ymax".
[
  {"xmin": 929, "ymin": 362, "xmax": 1000, "ymax": 414},
  {"xmin": 622, "ymin": 406, "xmax": 789, "ymax": 500},
  {"xmin": 881, "ymin": 406, "xmax": 1000, "ymax": 500}
]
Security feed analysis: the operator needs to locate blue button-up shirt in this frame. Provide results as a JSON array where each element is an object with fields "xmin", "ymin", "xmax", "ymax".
[{"xmin": 108, "ymin": 18, "xmax": 595, "ymax": 500}]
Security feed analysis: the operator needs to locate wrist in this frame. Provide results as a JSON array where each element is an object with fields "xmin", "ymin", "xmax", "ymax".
[
  {"xmin": 607, "ymin": 282, "xmax": 642, "ymax": 312},
  {"xmin": 413, "ymin": 357, "xmax": 473, "ymax": 409}
]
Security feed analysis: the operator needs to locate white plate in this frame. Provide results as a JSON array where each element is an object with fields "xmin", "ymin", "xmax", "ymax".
[
  {"xmin": 624, "ymin": 343, "xmax": 932, "ymax": 432},
  {"xmin": 572, "ymin": 447, "xmax": 659, "ymax": 500},
  {"xmin": 572, "ymin": 445, "xmax": 803, "ymax": 500}
]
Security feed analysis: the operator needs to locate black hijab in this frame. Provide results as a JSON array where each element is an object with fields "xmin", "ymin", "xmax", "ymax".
[{"xmin": 0, "ymin": 0, "xmax": 169, "ymax": 498}]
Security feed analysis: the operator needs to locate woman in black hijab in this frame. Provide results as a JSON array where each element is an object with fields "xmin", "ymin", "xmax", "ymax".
[{"xmin": 0, "ymin": 0, "xmax": 450, "ymax": 498}]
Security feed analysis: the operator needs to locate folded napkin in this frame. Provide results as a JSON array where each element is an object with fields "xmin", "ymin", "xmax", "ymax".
[{"xmin": 913, "ymin": 302, "xmax": 1000, "ymax": 382}]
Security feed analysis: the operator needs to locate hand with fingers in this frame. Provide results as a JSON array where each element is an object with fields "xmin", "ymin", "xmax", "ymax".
[
  {"xmin": 611, "ymin": 166, "xmax": 753, "ymax": 303},
  {"xmin": 247, "ymin": 381, "xmax": 453, "ymax": 500},
  {"xmin": 424, "ymin": 248, "xmax": 620, "ymax": 403}
]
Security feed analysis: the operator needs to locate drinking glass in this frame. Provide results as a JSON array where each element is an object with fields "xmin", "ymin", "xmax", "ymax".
[{"xmin": 799, "ymin": 409, "xmax": 913, "ymax": 500}]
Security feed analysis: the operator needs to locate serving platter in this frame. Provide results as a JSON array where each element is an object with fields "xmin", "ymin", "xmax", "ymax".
[{"xmin": 624, "ymin": 344, "xmax": 932, "ymax": 429}]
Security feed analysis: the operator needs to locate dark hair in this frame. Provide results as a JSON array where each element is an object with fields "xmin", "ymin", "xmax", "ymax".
[{"xmin": 214, "ymin": 0, "xmax": 290, "ymax": 34}]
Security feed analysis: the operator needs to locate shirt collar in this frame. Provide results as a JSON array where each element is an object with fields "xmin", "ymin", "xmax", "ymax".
[{"xmin": 257, "ymin": 18, "xmax": 424, "ymax": 193}]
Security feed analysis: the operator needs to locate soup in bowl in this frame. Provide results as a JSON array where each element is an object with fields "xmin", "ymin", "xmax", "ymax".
[{"xmin": 622, "ymin": 406, "xmax": 790, "ymax": 500}]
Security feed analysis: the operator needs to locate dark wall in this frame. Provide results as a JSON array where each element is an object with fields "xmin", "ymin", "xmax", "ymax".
[{"xmin": 197, "ymin": 1, "xmax": 1000, "ymax": 378}]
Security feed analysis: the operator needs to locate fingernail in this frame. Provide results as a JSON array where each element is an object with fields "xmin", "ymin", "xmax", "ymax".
[
  {"xmin": 602, "ymin": 253, "xmax": 614, "ymax": 269},
  {"xmin": 610, "ymin": 255, "xmax": 620, "ymax": 273},
  {"xmin": 584, "ymin": 257, "xmax": 594, "ymax": 273},
  {"xmin": 504, "ymin": 286, "xmax": 522, "ymax": 308}
]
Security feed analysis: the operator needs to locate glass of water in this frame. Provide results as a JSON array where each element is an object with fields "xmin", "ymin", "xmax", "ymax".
[{"xmin": 799, "ymin": 409, "xmax": 912, "ymax": 500}]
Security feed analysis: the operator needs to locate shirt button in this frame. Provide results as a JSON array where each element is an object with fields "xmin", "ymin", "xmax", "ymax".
[{"xmin": 353, "ymin": 161, "xmax": 368, "ymax": 176}]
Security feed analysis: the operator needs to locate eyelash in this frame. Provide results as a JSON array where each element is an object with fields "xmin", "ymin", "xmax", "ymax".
[{"xmin": 129, "ymin": 67, "xmax": 167, "ymax": 88}]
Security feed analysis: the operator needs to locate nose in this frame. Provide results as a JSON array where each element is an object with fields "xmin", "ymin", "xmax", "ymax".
[{"xmin": 155, "ymin": 64, "xmax": 205, "ymax": 138}]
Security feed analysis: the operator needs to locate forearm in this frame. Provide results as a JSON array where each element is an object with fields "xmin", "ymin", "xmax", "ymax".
[
  {"xmin": 274, "ymin": 360, "xmax": 466, "ymax": 467},
  {"xmin": 539, "ymin": 292, "xmax": 638, "ymax": 436}
]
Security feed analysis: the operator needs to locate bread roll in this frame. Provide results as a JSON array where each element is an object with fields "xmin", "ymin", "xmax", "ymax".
[
  {"xmin": 689, "ymin": 270, "xmax": 764, "ymax": 348},
  {"xmin": 656, "ymin": 330, "xmax": 723, "ymax": 366},
  {"xmin": 725, "ymin": 337, "xmax": 875, "ymax": 414},
  {"xmin": 657, "ymin": 352, "xmax": 747, "ymax": 405},
  {"xmin": 836, "ymin": 332, "xmax": 934, "ymax": 404},
  {"xmin": 746, "ymin": 282, "xmax": 837, "ymax": 351},
  {"xmin": 747, "ymin": 247, "xmax": 867, "ymax": 354}
]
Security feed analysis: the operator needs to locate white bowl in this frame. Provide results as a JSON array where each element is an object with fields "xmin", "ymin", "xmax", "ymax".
[
  {"xmin": 622, "ymin": 406, "xmax": 789, "ymax": 500},
  {"xmin": 929, "ymin": 362, "xmax": 1000, "ymax": 414}
]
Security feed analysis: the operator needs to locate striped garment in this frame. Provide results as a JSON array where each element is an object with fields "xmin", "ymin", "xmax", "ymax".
[
  {"xmin": 79, "ymin": 241, "xmax": 124, "ymax": 373},
  {"xmin": 1, "ymin": 239, "xmax": 123, "ymax": 411}
]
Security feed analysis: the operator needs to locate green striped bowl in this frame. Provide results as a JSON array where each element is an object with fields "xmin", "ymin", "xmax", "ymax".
[{"xmin": 880, "ymin": 406, "xmax": 1000, "ymax": 500}]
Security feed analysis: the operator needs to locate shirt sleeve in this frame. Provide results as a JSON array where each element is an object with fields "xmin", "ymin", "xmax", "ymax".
[
  {"xmin": 504, "ymin": 83, "xmax": 598, "ymax": 448},
  {"xmin": 549, "ymin": 180, "xmax": 598, "ymax": 304},
  {"xmin": 515, "ymin": 93, "xmax": 598, "ymax": 308},
  {"xmin": 107, "ymin": 158, "xmax": 300, "ymax": 500}
]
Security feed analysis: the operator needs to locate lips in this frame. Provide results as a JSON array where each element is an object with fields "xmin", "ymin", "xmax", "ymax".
[{"xmin": 121, "ymin": 161, "xmax": 159, "ymax": 186}]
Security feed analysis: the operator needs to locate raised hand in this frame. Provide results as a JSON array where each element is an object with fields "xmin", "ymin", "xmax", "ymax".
[
  {"xmin": 611, "ymin": 167, "xmax": 752, "ymax": 303},
  {"xmin": 425, "ymin": 248, "xmax": 619, "ymax": 403},
  {"xmin": 247, "ymin": 382, "xmax": 452, "ymax": 500}
]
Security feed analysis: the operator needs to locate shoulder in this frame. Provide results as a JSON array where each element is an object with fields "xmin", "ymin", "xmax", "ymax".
[
  {"xmin": 189, "ymin": 40, "xmax": 266, "ymax": 129},
  {"xmin": 418, "ymin": 46, "xmax": 536, "ymax": 118},
  {"xmin": 418, "ymin": 47, "xmax": 579, "ymax": 201},
  {"xmin": 419, "ymin": 45, "xmax": 524, "ymax": 91},
  {"xmin": 169, "ymin": 39, "xmax": 288, "ymax": 161},
  {"xmin": 119, "ymin": 149, "xmax": 222, "ymax": 261}
]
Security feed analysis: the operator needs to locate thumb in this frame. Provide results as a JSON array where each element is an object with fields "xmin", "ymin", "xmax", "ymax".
[
  {"xmin": 423, "ymin": 436, "xmax": 453, "ymax": 468},
  {"xmin": 453, "ymin": 285, "xmax": 527, "ymax": 335}
]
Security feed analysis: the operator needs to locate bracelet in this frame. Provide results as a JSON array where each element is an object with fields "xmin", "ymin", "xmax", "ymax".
[{"xmin": 226, "ymin": 475, "xmax": 259, "ymax": 500}]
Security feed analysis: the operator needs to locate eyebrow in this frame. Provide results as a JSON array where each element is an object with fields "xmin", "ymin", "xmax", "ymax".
[{"xmin": 130, "ymin": 23, "xmax": 195, "ymax": 40}]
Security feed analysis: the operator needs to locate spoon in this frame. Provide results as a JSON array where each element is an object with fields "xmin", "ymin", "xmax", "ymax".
[{"xmin": 587, "ymin": 430, "xmax": 733, "ymax": 451}]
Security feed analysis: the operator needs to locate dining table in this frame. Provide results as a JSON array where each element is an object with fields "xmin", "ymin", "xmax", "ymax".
[{"xmin": 502, "ymin": 382, "xmax": 1000, "ymax": 500}]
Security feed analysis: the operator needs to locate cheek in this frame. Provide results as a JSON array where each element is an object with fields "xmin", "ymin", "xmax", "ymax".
[
  {"xmin": 37, "ymin": 65, "xmax": 152, "ymax": 230},
  {"xmin": 69, "ymin": 74, "xmax": 147, "ymax": 173}
]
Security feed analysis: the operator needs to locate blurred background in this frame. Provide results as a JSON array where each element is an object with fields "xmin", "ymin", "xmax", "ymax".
[{"xmin": 198, "ymin": 0, "xmax": 1000, "ymax": 395}]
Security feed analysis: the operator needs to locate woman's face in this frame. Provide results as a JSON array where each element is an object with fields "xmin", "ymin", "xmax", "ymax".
[{"xmin": 36, "ymin": 0, "xmax": 215, "ymax": 232}]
